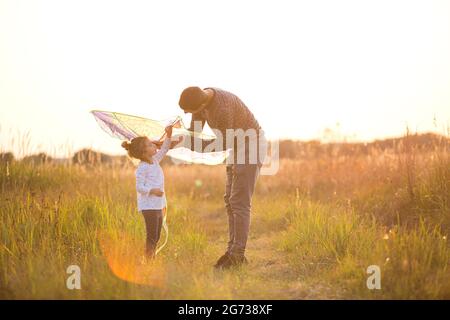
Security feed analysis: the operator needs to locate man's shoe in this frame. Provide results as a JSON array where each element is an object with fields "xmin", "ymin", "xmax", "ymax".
[
  {"xmin": 214, "ymin": 252, "xmax": 231, "ymax": 269},
  {"xmin": 218, "ymin": 254, "xmax": 248, "ymax": 270}
]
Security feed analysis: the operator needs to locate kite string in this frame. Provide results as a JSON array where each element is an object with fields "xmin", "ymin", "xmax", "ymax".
[{"xmin": 155, "ymin": 203, "xmax": 169, "ymax": 256}]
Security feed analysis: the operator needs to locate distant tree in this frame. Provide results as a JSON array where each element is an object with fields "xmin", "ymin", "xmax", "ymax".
[
  {"xmin": 72, "ymin": 149, "xmax": 132, "ymax": 166},
  {"xmin": 22, "ymin": 153, "xmax": 53, "ymax": 165},
  {"xmin": 0, "ymin": 152, "xmax": 15, "ymax": 164},
  {"xmin": 275, "ymin": 133, "xmax": 449, "ymax": 160},
  {"xmin": 72, "ymin": 149, "xmax": 112, "ymax": 165}
]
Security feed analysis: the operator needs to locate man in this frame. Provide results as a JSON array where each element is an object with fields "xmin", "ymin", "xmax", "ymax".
[{"xmin": 178, "ymin": 86, "xmax": 266, "ymax": 269}]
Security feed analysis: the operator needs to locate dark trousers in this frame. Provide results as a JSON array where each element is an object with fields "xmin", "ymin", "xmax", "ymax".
[
  {"xmin": 141, "ymin": 209, "xmax": 163, "ymax": 257},
  {"xmin": 224, "ymin": 163, "xmax": 261, "ymax": 256}
]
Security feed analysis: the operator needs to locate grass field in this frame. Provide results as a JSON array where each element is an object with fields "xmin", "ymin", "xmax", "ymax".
[{"xmin": 1, "ymin": 136, "xmax": 449, "ymax": 299}]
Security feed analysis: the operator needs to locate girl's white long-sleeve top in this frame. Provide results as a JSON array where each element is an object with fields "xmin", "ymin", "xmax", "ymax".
[{"xmin": 135, "ymin": 138, "xmax": 171, "ymax": 211}]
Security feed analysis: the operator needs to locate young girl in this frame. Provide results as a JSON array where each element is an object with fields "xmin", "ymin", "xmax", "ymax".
[{"xmin": 121, "ymin": 125, "xmax": 179, "ymax": 258}]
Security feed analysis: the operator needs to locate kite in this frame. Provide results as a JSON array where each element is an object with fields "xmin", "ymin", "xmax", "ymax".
[
  {"xmin": 91, "ymin": 110, "xmax": 230, "ymax": 256},
  {"xmin": 91, "ymin": 110, "xmax": 230, "ymax": 165}
]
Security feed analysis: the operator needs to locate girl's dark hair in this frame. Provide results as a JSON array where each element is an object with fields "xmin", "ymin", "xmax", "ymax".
[{"xmin": 121, "ymin": 137, "xmax": 149, "ymax": 160}]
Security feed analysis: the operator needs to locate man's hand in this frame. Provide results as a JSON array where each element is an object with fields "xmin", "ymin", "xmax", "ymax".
[
  {"xmin": 149, "ymin": 188, "xmax": 164, "ymax": 197},
  {"xmin": 170, "ymin": 135, "xmax": 184, "ymax": 149}
]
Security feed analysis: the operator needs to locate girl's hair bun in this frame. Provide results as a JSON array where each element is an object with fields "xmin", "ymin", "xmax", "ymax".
[
  {"xmin": 120, "ymin": 136, "xmax": 147, "ymax": 160},
  {"xmin": 121, "ymin": 141, "xmax": 131, "ymax": 151}
]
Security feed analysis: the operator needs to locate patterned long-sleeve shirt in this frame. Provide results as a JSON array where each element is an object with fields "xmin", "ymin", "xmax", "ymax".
[
  {"xmin": 135, "ymin": 137, "xmax": 170, "ymax": 211},
  {"xmin": 188, "ymin": 88, "xmax": 263, "ymax": 157}
]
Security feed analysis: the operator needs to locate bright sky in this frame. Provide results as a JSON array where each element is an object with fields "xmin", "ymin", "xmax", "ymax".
[{"xmin": 0, "ymin": 0, "xmax": 449, "ymax": 157}]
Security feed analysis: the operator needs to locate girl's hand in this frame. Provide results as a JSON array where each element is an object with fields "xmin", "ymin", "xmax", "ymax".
[
  {"xmin": 165, "ymin": 125, "xmax": 173, "ymax": 138},
  {"xmin": 149, "ymin": 188, "xmax": 164, "ymax": 197}
]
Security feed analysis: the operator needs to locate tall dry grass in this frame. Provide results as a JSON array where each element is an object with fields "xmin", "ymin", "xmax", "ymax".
[{"xmin": 0, "ymin": 132, "xmax": 449, "ymax": 299}]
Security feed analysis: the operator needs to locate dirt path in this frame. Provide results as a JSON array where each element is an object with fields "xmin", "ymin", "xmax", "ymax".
[{"xmin": 203, "ymin": 208, "xmax": 338, "ymax": 299}]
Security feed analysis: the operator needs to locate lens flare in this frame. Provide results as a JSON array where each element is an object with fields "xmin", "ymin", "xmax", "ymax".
[{"xmin": 98, "ymin": 231, "xmax": 167, "ymax": 287}]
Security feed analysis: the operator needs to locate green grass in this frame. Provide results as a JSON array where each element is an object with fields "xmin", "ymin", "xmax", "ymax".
[
  {"xmin": 0, "ymin": 152, "xmax": 449, "ymax": 299},
  {"xmin": 277, "ymin": 198, "xmax": 450, "ymax": 299}
]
